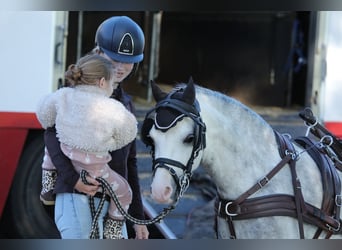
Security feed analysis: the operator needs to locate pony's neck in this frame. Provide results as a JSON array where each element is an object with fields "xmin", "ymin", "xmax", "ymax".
[{"xmin": 195, "ymin": 89, "xmax": 281, "ymax": 199}]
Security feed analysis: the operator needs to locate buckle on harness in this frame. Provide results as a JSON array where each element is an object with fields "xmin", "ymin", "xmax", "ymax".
[
  {"xmin": 258, "ymin": 176, "xmax": 269, "ymax": 188},
  {"xmin": 326, "ymin": 220, "xmax": 341, "ymax": 233},
  {"xmin": 336, "ymin": 195, "xmax": 342, "ymax": 207}
]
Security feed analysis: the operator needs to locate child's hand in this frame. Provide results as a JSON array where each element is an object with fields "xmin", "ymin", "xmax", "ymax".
[{"xmin": 74, "ymin": 176, "xmax": 100, "ymax": 196}]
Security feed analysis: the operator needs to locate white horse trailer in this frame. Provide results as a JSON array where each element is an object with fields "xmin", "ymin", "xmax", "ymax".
[
  {"xmin": 0, "ymin": 11, "xmax": 174, "ymax": 239},
  {"xmin": 0, "ymin": 11, "xmax": 68, "ymax": 238},
  {"xmin": 309, "ymin": 11, "xmax": 342, "ymax": 138}
]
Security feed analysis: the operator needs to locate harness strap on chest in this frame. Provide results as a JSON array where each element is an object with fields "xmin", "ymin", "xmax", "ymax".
[
  {"xmin": 295, "ymin": 136, "xmax": 342, "ymax": 238},
  {"xmin": 215, "ymin": 131, "xmax": 342, "ymax": 239},
  {"xmin": 215, "ymin": 132, "xmax": 295, "ymax": 239},
  {"xmin": 216, "ymin": 194, "xmax": 341, "ymax": 233},
  {"xmin": 277, "ymin": 131, "xmax": 306, "ymax": 238}
]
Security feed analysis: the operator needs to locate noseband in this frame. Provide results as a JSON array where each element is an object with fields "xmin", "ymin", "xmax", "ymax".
[{"xmin": 142, "ymin": 89, "xmax": 206, "ymax": 204}]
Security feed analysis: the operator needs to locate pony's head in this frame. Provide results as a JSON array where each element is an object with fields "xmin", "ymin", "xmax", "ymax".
[{"xmin": 141, "ymin": 79, "xmax": 206, "ymax": 204}]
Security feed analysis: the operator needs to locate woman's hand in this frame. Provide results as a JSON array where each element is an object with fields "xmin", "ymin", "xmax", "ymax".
[
  {"xmin": 133, "ymin": 224, "xmax": 149, "ymax": 239},
  {"xmin": 74, "ymin": 176, "xmax": 100, "ymax": 196}
]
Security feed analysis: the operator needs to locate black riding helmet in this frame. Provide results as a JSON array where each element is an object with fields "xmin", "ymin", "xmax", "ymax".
[{"xmin": 95, "ymin": 16, "xmax": 145, "ymax": 63}]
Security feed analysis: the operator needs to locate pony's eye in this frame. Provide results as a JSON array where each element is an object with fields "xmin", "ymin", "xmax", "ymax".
[{"xmin": 184, "ymin": 134, "xmax": 194, "ymax": 144}]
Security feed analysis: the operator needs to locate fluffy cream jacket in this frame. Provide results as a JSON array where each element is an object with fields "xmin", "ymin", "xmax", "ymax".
[{"xmin": 36, "ymin": 85, "xmax": 137, "ymax": 154}]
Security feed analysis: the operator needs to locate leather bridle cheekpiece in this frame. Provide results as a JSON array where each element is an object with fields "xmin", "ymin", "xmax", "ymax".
[{"xmin": 142, "ymin": 87, "xmax": 206, "ymax": 204}]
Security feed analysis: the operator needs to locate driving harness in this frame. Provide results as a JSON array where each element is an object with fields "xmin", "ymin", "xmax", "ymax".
[{"xmin": 215, "ymin": 130, "xmax": 342, "ymax": 239}]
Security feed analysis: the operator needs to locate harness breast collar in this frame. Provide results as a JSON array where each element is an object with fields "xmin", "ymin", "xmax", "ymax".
[{"xmin": 215, "ymin": 131, "xmax": 342, "ymax": 239}]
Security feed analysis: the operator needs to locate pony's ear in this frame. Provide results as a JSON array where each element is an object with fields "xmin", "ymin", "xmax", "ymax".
[
  {"xmin": 151, "ymin": 80, "xmax": 167, "ymax": 102},
  {"xmin": 182, "ymin": 78, "xmax": 196, "ymax": 105}
]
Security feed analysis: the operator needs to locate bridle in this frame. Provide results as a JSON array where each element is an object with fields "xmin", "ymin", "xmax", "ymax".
[{"xmin": 142, "ymin": 88, "xmax": 206, "ymax": 204}]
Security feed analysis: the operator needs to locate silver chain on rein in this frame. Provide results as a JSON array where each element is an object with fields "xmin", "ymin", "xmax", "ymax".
[
  {"xmin": 80, "ymin": 169, "xmax": 176, "ymax": 237},
  {"xmin": 178, "ymin": 173, "xmax": 191, "ymax": 199}
]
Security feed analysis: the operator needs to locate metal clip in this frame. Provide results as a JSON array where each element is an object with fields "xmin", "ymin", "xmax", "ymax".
[
  {"xmin": 320, "ymin": 135, "xmax": 333, "ymax": 147},
  {"xmin": 285, "ymin": 149, "xmax": 299, "ymax": 161},
  {"xmin": 178, "ymin": 174, "xmax": 190, "ymax": 198}
]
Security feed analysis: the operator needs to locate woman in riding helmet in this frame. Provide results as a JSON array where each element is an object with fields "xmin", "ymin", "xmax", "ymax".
[{"xmin": 43, "ymin": 16, "xmax": 149, "ymax": 239}]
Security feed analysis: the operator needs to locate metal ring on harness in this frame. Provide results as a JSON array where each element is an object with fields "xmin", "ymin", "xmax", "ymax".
[
  {"xmin": 225, "ymin": 202, "xmax": 238, "ymax": 216},
  {"xmin": 320, "ymin": 135, "xmax": 334, "ymax": 147},
  {"xmin": 304, "ymin": 118, "xmax": 318, "ymax": 137}
]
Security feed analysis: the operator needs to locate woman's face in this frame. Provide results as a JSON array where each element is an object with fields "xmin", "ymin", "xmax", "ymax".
[{"xmin": 101, "ymin": 52, "xmax": 134, "ymax": 84}]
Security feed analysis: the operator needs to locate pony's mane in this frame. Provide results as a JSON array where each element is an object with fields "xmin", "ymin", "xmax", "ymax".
[{"xmin": 176, "ymin": 83, "xmax": 270, "ymax": 128}]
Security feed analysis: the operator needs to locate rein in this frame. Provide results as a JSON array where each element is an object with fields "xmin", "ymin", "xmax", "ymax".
[{"xmin": 80, "ymin": 170, "xmax": 176, "ymax": 239}]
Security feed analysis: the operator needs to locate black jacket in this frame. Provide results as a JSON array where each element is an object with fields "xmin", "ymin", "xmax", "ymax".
[{"xmin": 44, "ymin": 86, "xmax": 145, "ymax": 220}]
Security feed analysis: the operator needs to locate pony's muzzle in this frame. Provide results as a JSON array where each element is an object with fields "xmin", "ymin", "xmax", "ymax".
[{"xmin": 150, "ymin": 168, "xmax": 176, "ymax": 204}]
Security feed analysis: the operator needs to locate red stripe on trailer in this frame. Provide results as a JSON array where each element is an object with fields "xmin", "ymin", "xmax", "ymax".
[
  {"xmin": 0, "ymin": 112, "xmax": 42, "ymax": 215},
  {"xmin": 0, "ymin": 129, "xmax": 28, "ymax": 215},
  {"xmin": 0, "ymin": 112, "xmax": 42, "ymax": 129},
  {"xmin": 324, "ymin": 122, "xmax": 342, "ymax": 139}
]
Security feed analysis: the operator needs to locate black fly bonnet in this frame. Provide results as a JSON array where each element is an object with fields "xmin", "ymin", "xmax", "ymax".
[{"xmin": 141, "ymin": 80, "xmax": 206, "ymax": 202}]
